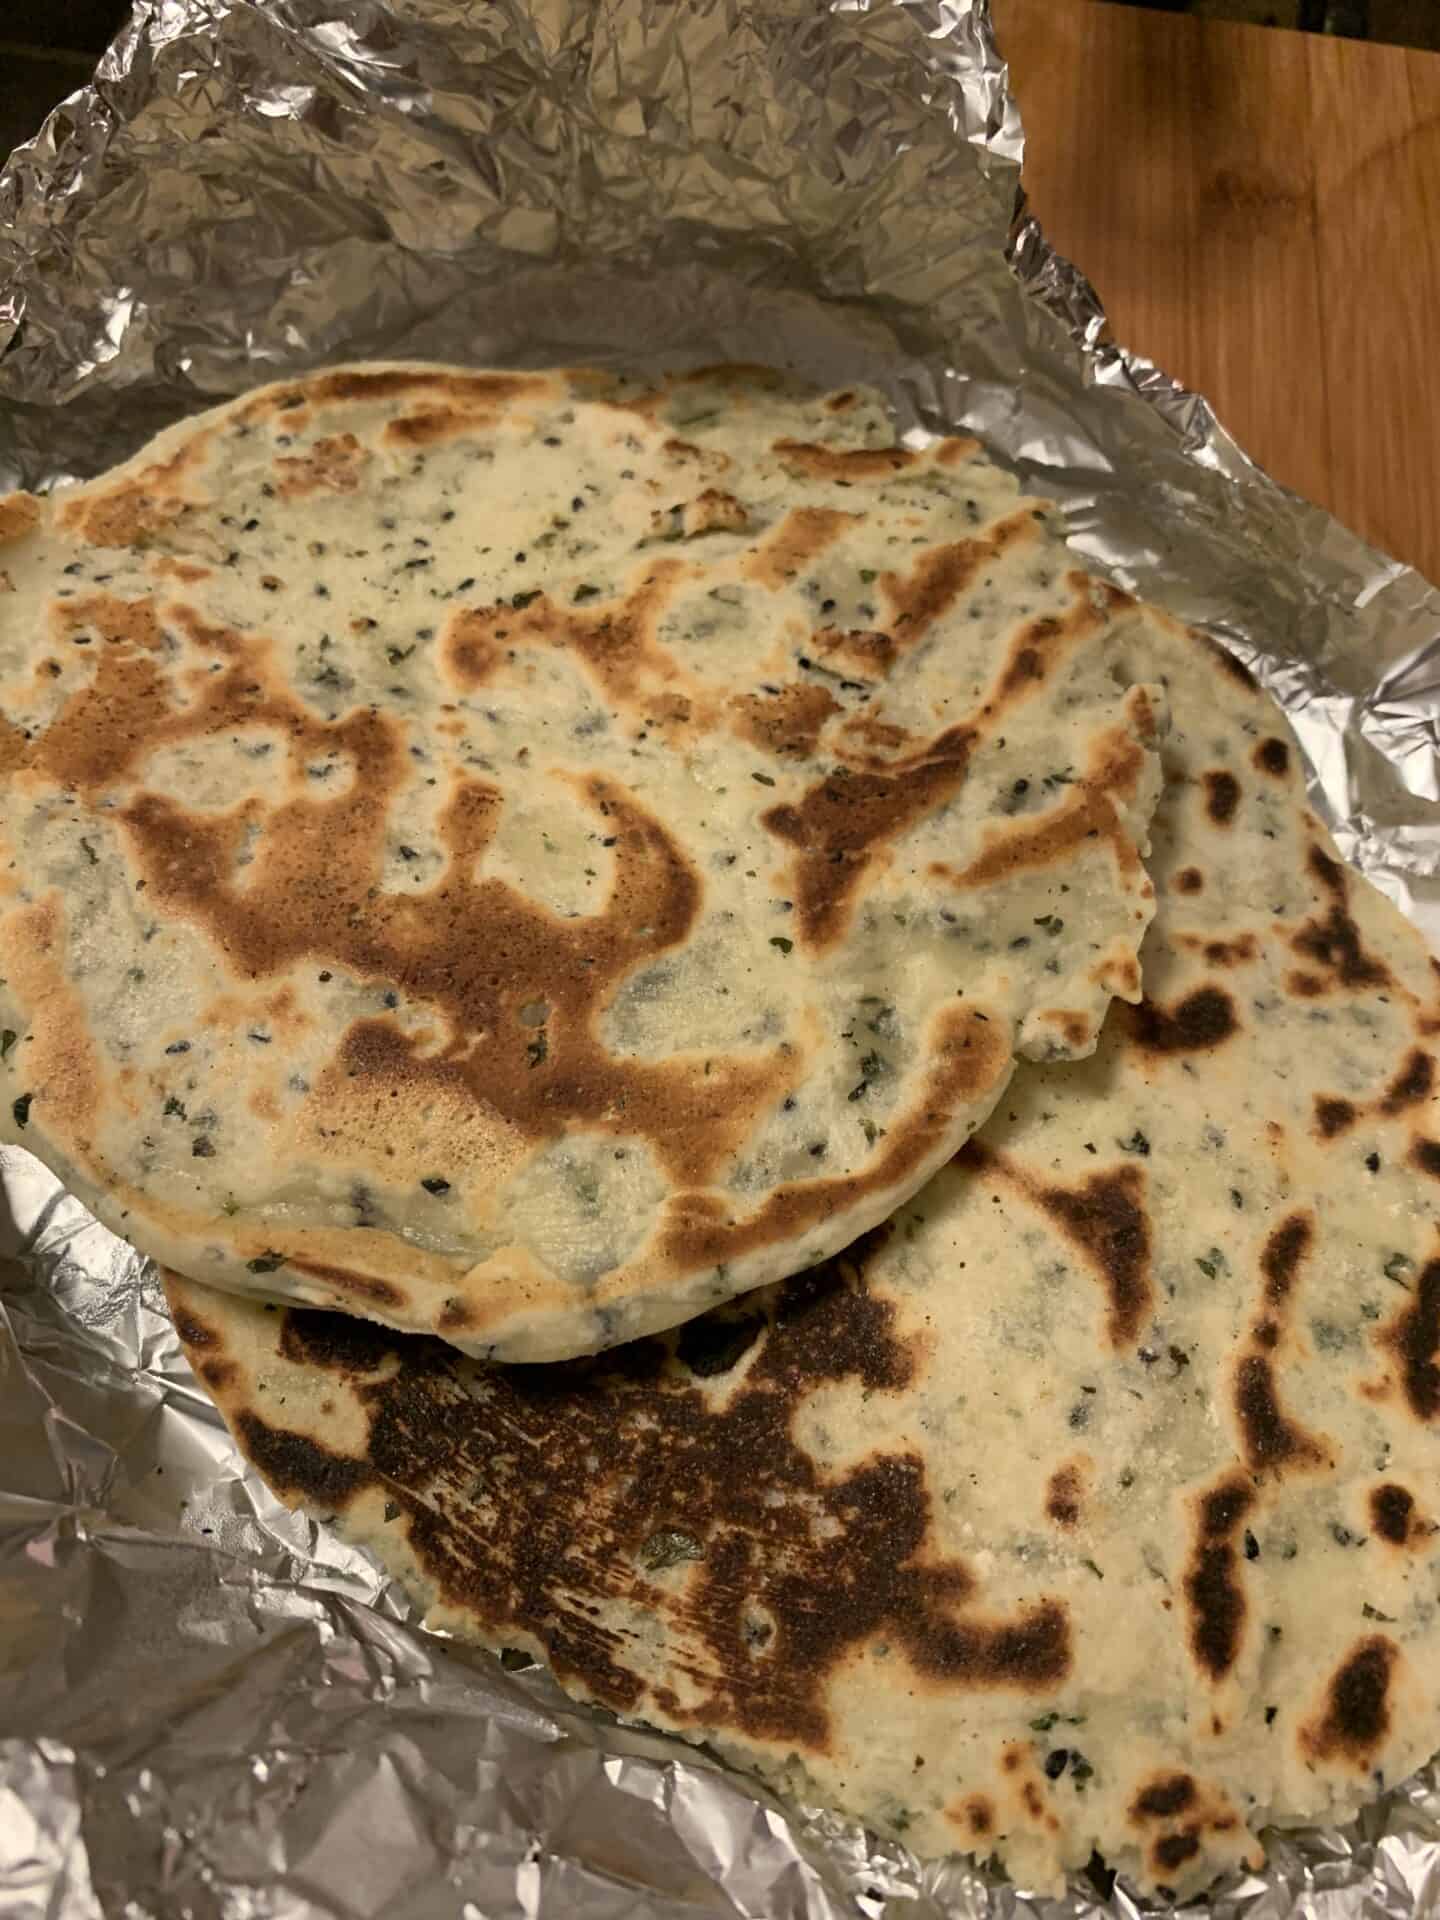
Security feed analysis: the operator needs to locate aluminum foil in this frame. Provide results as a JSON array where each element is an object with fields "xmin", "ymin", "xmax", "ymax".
[{"xmin": 2, "ymin": 1, "xmax": 1439, "ymax": 1914}]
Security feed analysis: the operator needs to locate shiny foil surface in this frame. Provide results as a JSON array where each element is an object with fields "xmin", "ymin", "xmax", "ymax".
[{"xmin": 2, "ymin": 2, "xmax": 1439, "ymax": 1914}]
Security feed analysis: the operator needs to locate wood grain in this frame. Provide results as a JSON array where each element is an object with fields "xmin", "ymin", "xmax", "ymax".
[{"xmin": 994, "ymin": 0, "xmax": 1440, "ymax": 585}]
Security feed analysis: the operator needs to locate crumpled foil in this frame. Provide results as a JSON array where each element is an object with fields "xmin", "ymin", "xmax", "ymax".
[{"xmin": 2, "ymin": 0, "xmax": 1439, "ymax": 1913}]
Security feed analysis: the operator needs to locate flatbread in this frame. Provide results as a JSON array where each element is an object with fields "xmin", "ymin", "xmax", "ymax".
[
  {"xmin": 0, "ymin": 361, "xmax": 1164, "ymax": 1361},
  {"xmin": 170, "ymin": 608, "xmax": 1440, "ymax": 1895}
]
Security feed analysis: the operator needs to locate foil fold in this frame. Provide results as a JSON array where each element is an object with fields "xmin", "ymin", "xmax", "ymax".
[{"xmin": 2, "ymin": 1, "xmax": 1439, "ymax": 1914}]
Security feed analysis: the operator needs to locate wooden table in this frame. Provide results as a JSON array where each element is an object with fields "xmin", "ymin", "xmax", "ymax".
[{"xmin": 994, "ymin": 0, "xmax": 1440, "ymax": 586}]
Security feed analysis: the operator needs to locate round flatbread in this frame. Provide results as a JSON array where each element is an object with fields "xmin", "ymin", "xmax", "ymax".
[
  {"xmin": 170, "ymin": 609, "xmax": 1440, "ymax": 1895},
  {"xmin": 0, "ymin": 362, "xmax": 1163, "ymax": 1361}
]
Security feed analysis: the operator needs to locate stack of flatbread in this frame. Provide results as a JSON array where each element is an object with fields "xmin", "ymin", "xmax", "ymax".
[{"xmin": 4, "ymin": 363, "xmax": 1437, "ymax": 1898}]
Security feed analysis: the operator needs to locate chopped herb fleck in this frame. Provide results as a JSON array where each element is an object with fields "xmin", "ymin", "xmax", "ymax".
[
  {"xmin": 12, "ymin": 1091, "xmax": 32, "ymax": 1128},
  {"xmin": 527, "ymin": 1033, "xmax": 548, "ymax": 1069},
  {"xmin": 640, "ymin": 1528, "xmax": 704, "ymax": 1571},
  {"xmin": 769, "ymin": 936, "xmax": 794, "ymax": 954},
  {"xmin": 0, "ymin": 1031, "xmax": 15, "ymax": 1060},
  {"xmin": 1081, "ymin": 1558, "xmax": 1104, "ymax": 1579},
  {"xmin": 752, "ymin": 771, "xmax": 776, "ymax": 787},
  {"xmin": 246, "ymin": 1253, "xmax": 286, "ymax": 1274},
  {"xmin": 421, "ymin": 1176, "xmax": 451, "ymax": 1195},
  {"xmin": 191, "ymin": 1136, "xmax": 215, "ymax": 1158},
  {"xmin": 848, "ymin": 1050, "xmax": 888, "ymax": 1102},
  {"xmin": 1362, "ymin": 1602, "xmax": 1397, "ymax": 1622}
]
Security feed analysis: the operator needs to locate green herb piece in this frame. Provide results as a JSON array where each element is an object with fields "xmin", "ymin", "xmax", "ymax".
[
  {"xmin": 527, "ymin": 1033, "xmax": 548, "ymax": 1069},
  {"xmin": 769, "ymin": 936, "xmax": 794, "ymax": 955},
  {"xmin": 78, "ymin": 837, "xmax": 99, "ymax": 866},
  {"xmin": 246, "ymin": 1252, "xmax": 285, "ymax": 1274},
  {"xmin": 572, "ymin": 584, "xmax": 601, "ymax": 603},
  {"xmin": 421, "ymin": 1176, "xmax": 451, "ymax": 1195},
  {"xmin": 1081, "ymin": 1558, "xmax": 1104, "ymax": 1580},
  {"xmin": 221, "ymin": 1196, "xmax": 240, "ymax": 1217},
  {"xmin": 1384, "ymin": 1252, "xmax": 1413, "ymax": 1284},
  {"xmin": 1029, "ymin": 1712, "xmax": 1059, "ymax": 1733},
  {"xmin": 1195, "ymin": 1247, "xmax": 1228, "ymax": 1280},
  {"xmin": 192, "ymin": 1136, "xmax": 215, "ymax": 1158},
  {"xmin": 1069, "ymin": 1754, "xmax": 1095, "ymax": 1786},
  {"xmin": 1033, "ymin": 914, "xmax": 1064, "ymax": 935},
  {"xmin": 0, "ymin": 1031, "xmax": 16, "ymax": 1060},
  {"xmin": 12, "ymin": 1091, "xmax": 32, "ymax": 1128},
  {"xmin": 1362, "ymin": 1602, "xmax": 1397, "ymax": 1622},
  {"xmin": 752, "ymin": 772, "xmax": 776, "ymax": 787},
  {"xmin": 511, "ymin": 589, "xmax": 540, "ymax": 610},
  {"xmin": 859, "ymin": 568, "xmax": 877, "ymax": 583},
  {"xmin": 640, "ymin": 1528, "xmax": 705, "ymax": 1571},
  {"xmin": 848, "ymin": 1050, "xmax": 888, "ymax": 1103},
  {"xmin": 385, "ymin": 645, "xmax": 415, "ymax": 665},
  {"xmin": 163, "ymin": 1095, "xmax": 187, "ymax": 1119}
]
